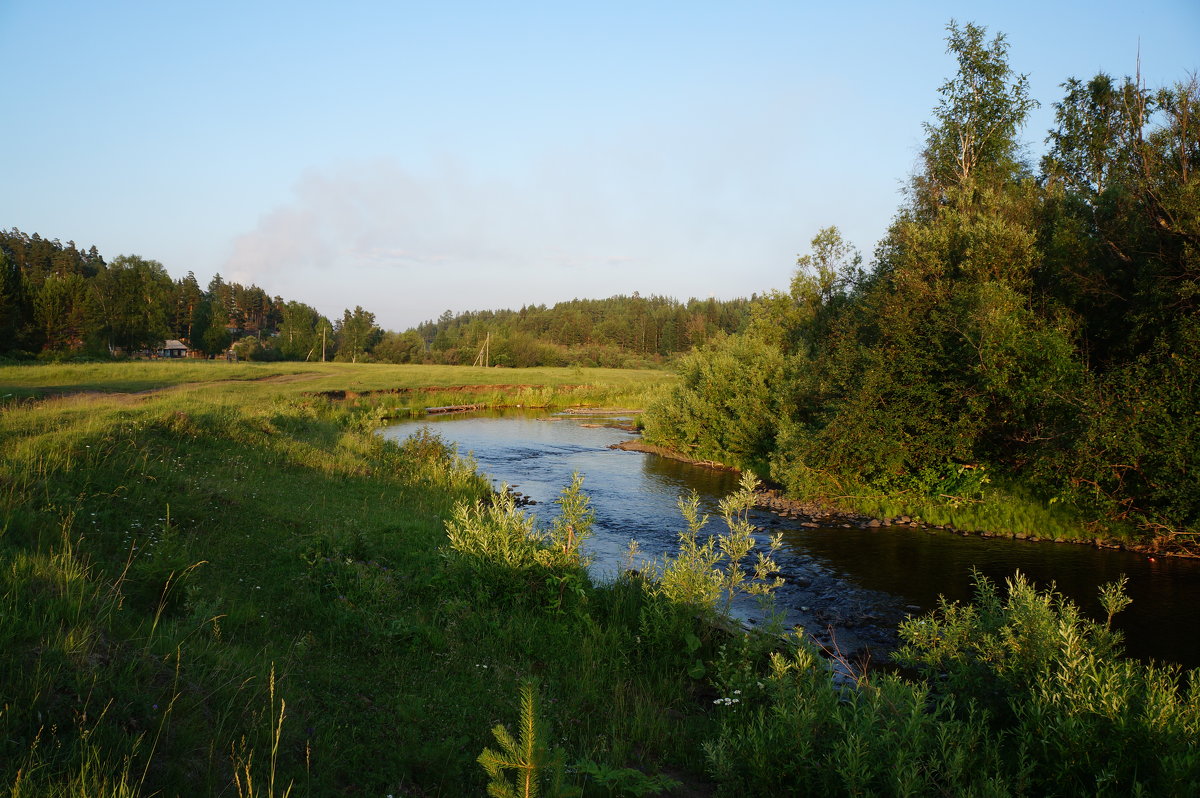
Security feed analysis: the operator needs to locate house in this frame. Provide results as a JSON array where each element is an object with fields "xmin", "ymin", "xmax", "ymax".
[{"xmin": 158, "ymin": 340, "xmax": 189, "ymax": 358}]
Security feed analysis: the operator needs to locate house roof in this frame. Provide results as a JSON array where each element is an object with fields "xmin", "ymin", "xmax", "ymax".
[{"xmin": 162, "ymin": 340, "xmax": 188, "ymax": 350}]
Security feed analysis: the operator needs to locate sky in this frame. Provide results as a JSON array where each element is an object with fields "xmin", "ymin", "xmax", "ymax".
[{"xmin": 2, "ymin": 1, "xmax": 1197, "ymax": 331}]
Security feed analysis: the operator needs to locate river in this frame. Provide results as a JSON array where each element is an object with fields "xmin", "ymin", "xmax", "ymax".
[{"xmin": 381, "ymin": 411, "xmax": 1200, "ymax": 668}]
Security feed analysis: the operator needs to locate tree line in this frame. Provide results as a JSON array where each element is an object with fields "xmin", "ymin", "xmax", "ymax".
[
  {"xmin": 0, "ymin": 230, "xmax": 384, "ymax": 363},
  {"xmin": 645, "ymin": 22, "xmax": 1199, "ymax": 542},
  {"xmin": 406, "ymin": 294, "xmax": 752, "ymax": 368},
  {"xmin": 0, "ymin": 229, "xmax": 751, "ymax": 366}
]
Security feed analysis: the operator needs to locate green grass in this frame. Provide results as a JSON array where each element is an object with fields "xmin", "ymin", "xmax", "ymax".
[
  {"xmin": 844, "ymin": 480, "xmax": 1117, "ymax": 543},
  {"xmin": 0, "ymin": 361, "xmax": 670, "ymax": 403},
  {"xmin": 3, "ymin": 362, "xmax": 1196, "ymax": 796},
  {"xmin": 1, "ymin": 363, "xmax": 702, "ymax": 796}
]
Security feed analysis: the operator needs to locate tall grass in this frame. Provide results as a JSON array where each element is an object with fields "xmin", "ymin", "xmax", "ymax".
[
  {"xmin": 0, "ymin": 361, "xmax": 671, "ymax": 403},
  {"xmin": 3, "ymin": 362, "xmax": 1195, "ymax": 796},
  {"xmin": 1, "ymin": 363, "xmax": 687, "ymax": 795}
]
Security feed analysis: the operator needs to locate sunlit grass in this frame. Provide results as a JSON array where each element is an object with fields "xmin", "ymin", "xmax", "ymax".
[
  {"xmin": 0, "ymin": 360, "xmax": 671, "ymax": 402},
  {"xmin": 3, "ymin": 361, "xmax": 1193, "ymax": 795},
  {"xmin": 0, "ymin": 362, "xmax": 690, "ymax": 795}
]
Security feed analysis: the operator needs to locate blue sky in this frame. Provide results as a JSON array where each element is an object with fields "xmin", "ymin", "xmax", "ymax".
[{"xmin": 3, "ymin": 1, "xmax": 1197, "ymax": 331}]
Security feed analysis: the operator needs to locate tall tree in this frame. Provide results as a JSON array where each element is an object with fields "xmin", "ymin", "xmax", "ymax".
[
  {"xmin": 277, "ymin": 301, "xmax": 324, "ymax": 360},
  {"xmin": 88, "ymin": 255, "xmax": 173, "ymax": 353},
  {"xmin": 201, "ymin": 297, "xmax": 232, "ymax": 355},
  {"xmin": 0, "ymin": 250, "xmax": 26, "ymax": 352},
  {"xmin": 33, "ymin": 273, "xmax": 88, "ymax": 351},
  {"xmin": 335, "ymin": 306, "xmax": 380, "ymax": 363},
  {"xmin": 173, "ymin": 272, "xmax": 204, "ymax": 342},
  {"xmin": 919, "ymin": 20, "xmax": 1037, "ymax": 205}
]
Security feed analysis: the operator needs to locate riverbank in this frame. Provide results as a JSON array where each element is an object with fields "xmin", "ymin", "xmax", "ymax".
[
  {"xmin": 0, "ymin": 363, "xmax": 706, "ymax": 796},
  {"xmin": 612, "ymin": 438, "xmax": 1198, "ymax": 559},
  {"xmin": 3, "ymin": 362, "xmax": 1197, "ymax": 796}
]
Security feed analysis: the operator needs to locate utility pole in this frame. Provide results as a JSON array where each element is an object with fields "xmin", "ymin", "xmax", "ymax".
[
  {"xmin": 321, "ymin": 325, "xmax": 326, "ymax": 362},
  {"xmin": 474, "ymin": 331, "xmax": 490, "ymax": 368}
]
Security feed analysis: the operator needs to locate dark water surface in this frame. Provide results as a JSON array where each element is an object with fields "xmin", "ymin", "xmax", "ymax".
[{"xmin": 382, "ymin": 412, "xmax": 1200, "ymax": 668}]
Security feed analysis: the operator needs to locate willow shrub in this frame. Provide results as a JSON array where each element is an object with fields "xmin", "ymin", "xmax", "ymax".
[
  {"xmin": 703, "ymin": 572, "xmax": 1199, "ymax": 797},
  {"xmin": 647, "ymin": 472, "xmax": 782, "ymax": 620},
  {"xmin": 445, "ymin": 473, "xmax": 597, "ymax": 614},
  {"xmin": 641, "ymin": 333, "xmax": 787, "ymax": 470},
  {"xmin": 896, "ymin": 571, "xmax": 1200, "ymax": 795}
]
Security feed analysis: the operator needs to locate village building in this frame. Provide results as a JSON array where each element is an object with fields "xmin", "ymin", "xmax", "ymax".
[{"xmin": 158, "ymin": 340, "xmax": 189, "ymax": 358}]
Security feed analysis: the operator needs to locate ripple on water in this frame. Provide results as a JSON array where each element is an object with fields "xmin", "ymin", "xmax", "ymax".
[{"xmin": 382, "ymin": 411, "xmax": 1200, "ymax": 667}]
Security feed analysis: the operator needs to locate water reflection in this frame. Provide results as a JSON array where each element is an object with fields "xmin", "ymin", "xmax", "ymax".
[
  {"xmin": 781, "ymin": 525, "xmax": 1200, "ymax": 666},
  {"xmin": 382, "ymin": 412, "xmax": 1200, "ymax": 667}
]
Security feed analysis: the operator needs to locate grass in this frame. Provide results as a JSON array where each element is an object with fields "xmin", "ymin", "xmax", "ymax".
[
  {"xmin": 0, "ymin": 361, "xmax": 670, "ymax": 404},
  {"xmin": 844, "ymin": 479, "xmax": 1120, "ymax": 544},
  {"xmin": 3, "ymin": 362, "xmax": 1197, "ymax": 796},
  {"xmin": 1, "ymin": 363, "xmax": 704, "ymax": 796}
]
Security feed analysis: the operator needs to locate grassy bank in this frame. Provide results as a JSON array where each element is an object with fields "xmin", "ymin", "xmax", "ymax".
[
  {"xmin": 3, "ymin": 363, "xmax": 1198, "ymax": 796},
  {"xmin": 1, "ymin": 363, "xmax": 690, "ymax": 795},
  {"xmin": 640, "ymin": 423, "xmax": 1170, "ymax": 554},
  {"xmin": 0, "ymin": 361, "xmax": 668, "ymax": 405}
]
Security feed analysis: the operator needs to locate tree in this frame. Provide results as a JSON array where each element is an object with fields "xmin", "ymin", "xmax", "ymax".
[
  {"xmin": 33, "ymin": 273, "xmax": 88, "ymax": 351},
  {"xmin": 372, "ymin": 330, "xmax": 426, "ymax": 363},
  {"xmin": 1043, "ymin": 73, "xmax": 1139, "ymax": 198},
  {"xmin": 189, "ymin": 297, "xmax": 214, "ymax": 355},
  {"xmin": 277, "ymin": 301, "xmax": 324, "ymax": 360},
  {"xmin": 201, "ymin": 298, "xmax": 232, "ymax": 356},
  {"xmin": 88, "ymin": 255, "xmax": 172, "ymax": 353},
  {"xmin": 173, "ymin": 272, "xmax": 204, "ymax": 342},
  {"xmin": 792, "ymin": 227, "xmax": 863, "ymax": 307},
  {"xmin": 335, "ymin": 306, "xmax": 380, "ymax": 363},
  {"xmin": 0, "ymin": 250, "xmax": 27, "ymax": 353},
  {"xmin": 920, "ymin": 21, "xmax": 1037, "ymax": 202}
]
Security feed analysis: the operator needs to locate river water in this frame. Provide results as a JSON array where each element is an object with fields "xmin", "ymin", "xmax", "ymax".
[{"xmin": 381, "ymin": 411, "xmax": 1200, "ymax": 668}]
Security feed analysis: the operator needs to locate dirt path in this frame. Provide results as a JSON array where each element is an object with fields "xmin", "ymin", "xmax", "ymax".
[{"xmin": 31, "ymin": 370, "xmax": 328, "ymax": 403}]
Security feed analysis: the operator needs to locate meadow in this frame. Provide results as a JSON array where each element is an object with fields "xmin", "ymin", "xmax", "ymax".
[{"xmin": 2, "ymin": 361, "xmax": 1197, "ymax": 796}]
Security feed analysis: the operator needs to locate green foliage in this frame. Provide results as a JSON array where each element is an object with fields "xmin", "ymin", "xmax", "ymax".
[
  {"xmin": 548, "ymin": 471, "xmax": 595, "ymax": 564},
  {"xmin": 642, "ymin": 333, "xmax": 787, "ymax": 468},
  {"xmin": 921, "ymin": 20, "xmax": 1037, "ymax": 196},
  {"xmin": 447, "ymin": 487, "xmax": 545, "ymax": 568},
  {"xmin": 895, "ymin": 571, "xmax": 1128, "ymax": 714},
  {"xmin": 1099, "ymin": 575, "xmax": 1132, "ymax": 628},
  {"xmin": 700, "ymin": 574, "xmax": 1200, "ymax": 796},
  {"xmin": 702, "ymin": 626, "xmax": 1009, "ymax": 797},
  {"xmin": 1066, "ymin": 317, "xmax": 1200, "ymax": 540},
  {"xmin": 334, "ymin": 306, "xmax": 381, "ymax": 363},
  {"xmin": 409, "ymin": 293, "xmax": 752, "ymax": 367},
  {"xmin": 5, "ymin": 362, "xmax": 1199, "ymax": 795},
  {"xmin": 89, "ymin": 255, "xmax": 174, "ymax": 353},
  {"xmin": 641, "ymin": 22, "xmax": 1198, "ymax": 547},
  {"xmin": 895, "ymin": 572, "xmax": 1200, "ymax": 795},
  {"xmin": 651, "ymin": 472, "xmax": 782, "ymax": 618},
  {"xmin": 0, "ymin": 225, "xmax": 752, "ymax": 367},
  {"xmin": 572, "ymin": 759, "xmax": 680, "ymax": 797},
  {"xmin": 478, "ymin": 681, "xmax": 580, "ymax": 798},
  {"xmin": 446, "ymin": 471, "xmax": 595, "ymax": 572}
]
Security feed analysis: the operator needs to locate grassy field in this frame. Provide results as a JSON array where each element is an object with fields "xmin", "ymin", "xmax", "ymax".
[
  {"xmin": 3, "ymin": 362, "xmax": 1197, "ymax": 796},
  {"xmin": 0, "ymin": 363, "xmax": 693, "ymax": 796},
  {"xmin": 0, "ymin": 360, "xmax": 669, "ymax": 403}
]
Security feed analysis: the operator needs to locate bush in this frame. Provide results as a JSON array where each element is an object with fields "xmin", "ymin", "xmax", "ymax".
[{"xmin": 702, "ymin": 571, "xmax": 1200, "ymax": 796}]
